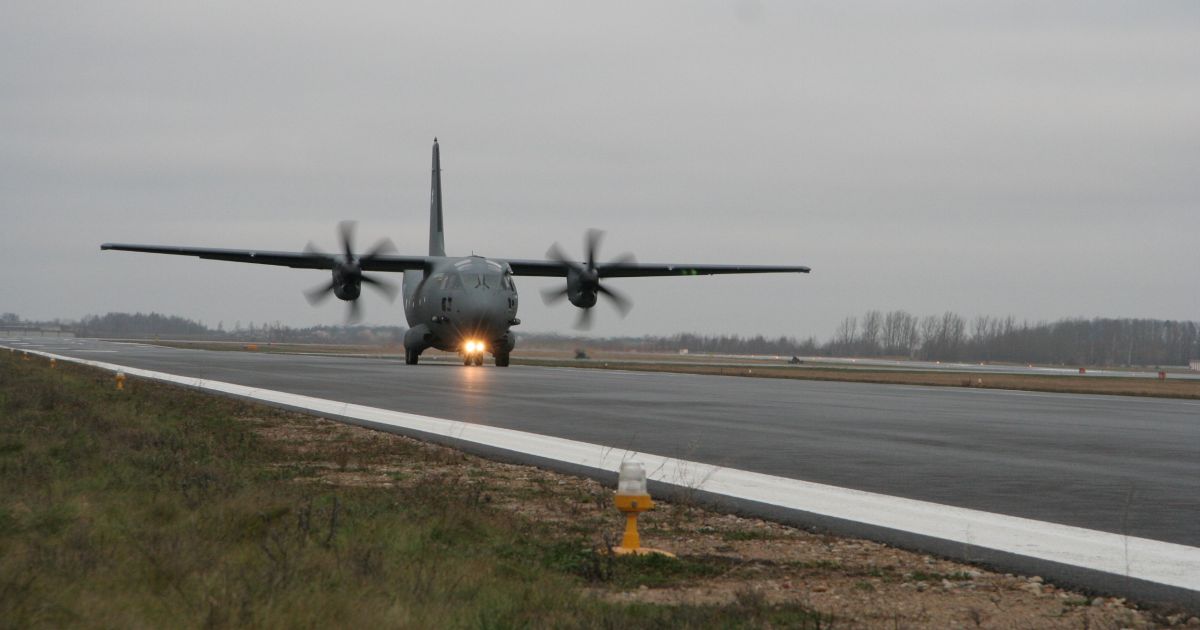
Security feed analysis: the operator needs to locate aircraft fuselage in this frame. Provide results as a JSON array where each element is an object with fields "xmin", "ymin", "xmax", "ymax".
[{"xmin": 402, "ymin": 255, "xmax": 519, "ymax": 363}]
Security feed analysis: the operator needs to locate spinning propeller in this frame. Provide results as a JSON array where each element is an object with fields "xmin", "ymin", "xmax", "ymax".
[
  {"xmin": 541, "ymin": 229, "xmax": 636, "ymax": 330},
  {"xmin": 303, "ymin": 221, "xmax": 398, "ymax": 324}
]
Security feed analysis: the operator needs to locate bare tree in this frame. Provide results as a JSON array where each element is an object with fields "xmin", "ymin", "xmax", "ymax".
[
  {"xmin": 834, "ymin": 316, "xmax": 858, "ymax": 355},
  {"xmin": 860, "ymin": 310, "xmax": 883, "ymax": 355},
  {"xmin": 919, "ymin": 315, "xmax": 941, "ymax": 359}
]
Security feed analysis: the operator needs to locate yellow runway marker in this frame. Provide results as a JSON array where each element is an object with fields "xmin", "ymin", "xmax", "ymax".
[{"xmin": 611, "ymin": 462, "xmax": 674, "ymax": 557}]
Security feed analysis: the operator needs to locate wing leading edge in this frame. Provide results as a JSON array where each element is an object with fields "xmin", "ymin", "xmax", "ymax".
[
  {"xmin": 99, "ymin": 244, "xmax": 809, "ymax": 277},
  {"xmin": 99, "ymin": 244, "xmax": 429, "ymax": 272},
  {"xmin": 503, "ymin": 259, "xmax": 810, "ymax": 278}
]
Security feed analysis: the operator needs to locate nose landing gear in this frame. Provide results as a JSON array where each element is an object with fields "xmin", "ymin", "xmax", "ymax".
[
  {"xmin": 461, "ymin": 339, "xmax": 487, "ymax": 367},
  {"xmin": 460, "ymin": 339, "xmax": 511, "ymax": 367}
]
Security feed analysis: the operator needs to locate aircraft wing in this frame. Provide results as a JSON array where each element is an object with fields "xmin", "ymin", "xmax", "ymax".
[
  {"xmin": 100, "ymin": 244, "xmax": 429, "ymax": 272},
  {"xmin": 503, "ymin": 259, "xmax": 810, "ymax": 278}
]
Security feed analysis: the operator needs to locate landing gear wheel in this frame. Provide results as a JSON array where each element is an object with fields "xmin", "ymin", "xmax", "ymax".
[
  {"xmin": 473, "ymin": 355, "xmax": 484, "ymax": 367},
  {"xmin": 463, "ymin": 357, "xmax": 473, "ymax": 366},
  {"xmin": 405, "ymin": 349, "xmax": 419, "ymax": 365},
  {"xmin": 495, "ymin": 353, "xmax": 510, "ymax": 367}
]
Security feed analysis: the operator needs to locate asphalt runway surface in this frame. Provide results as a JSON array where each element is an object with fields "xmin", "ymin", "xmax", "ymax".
[{"xmin": 9, "ymin": 337, "xmax": 1200, "ymax": 549}]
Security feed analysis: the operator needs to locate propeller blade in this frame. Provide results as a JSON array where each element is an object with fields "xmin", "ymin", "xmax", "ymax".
[
  {"xmin": 597, "ymin": 284, "xmax": 633, "ymax": 317},
  {"xmin": 541, "ymin": 284, "xmax": 570, "ymax": 305},
  {"xmin": 362, "ymin": 237, "xmax": 397, "ymax": 261},
  {"xmin": 338, "ymin": 220, "xmax": 357, "ymax": 260},
  {"xmin": 346, "ymin": 298, "xmax": 363, "ymax": 324},
  {"xmin": 584, "ymin": 228, "xmax": 604, "ymax": 270},
  {"xmin": 574, "ymin": 306, "xmax": 594, "ymax": 331},
  {"xmin": 545, "ymin": 229, "xmax": 637, "ymax": 328},
  {"xmin": 361, "ymin": 273, "xmax": 399, "ymax": 302},
  {"xmin": 546, "ymin": 242, "xmax": 581, "ymax": 271},
  {"xmin": 601, "ymin": 252, "xmax": 637, "ymax": 269},
  {"xmin": 304, "ymin": 279, "xmax": 337, "ymax": 305}
]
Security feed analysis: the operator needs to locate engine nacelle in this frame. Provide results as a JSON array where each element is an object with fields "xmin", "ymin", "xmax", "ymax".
[
  {"xmin": 333, "ymin": 281, "xmax": 361, "ymax": 301},
  {"xmin": 566, "ymin": 269, "xmax": 599, "ymax": 309},
  {"xmin": 331, "ymin": 262, "xmax": 362, "ymax": 301}
]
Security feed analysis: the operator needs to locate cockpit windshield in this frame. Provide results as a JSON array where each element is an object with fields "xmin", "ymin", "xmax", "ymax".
[
  {"xmin": 431, "ymin": 272, "xmax": 464, "ymax": 291},
  {"xmin": 472, "ymin": 273, "xmax": 502, "ymax": 290},
  {"xmin": 442, "ymin": 259, "xmax": 515, "ymax": 291}
]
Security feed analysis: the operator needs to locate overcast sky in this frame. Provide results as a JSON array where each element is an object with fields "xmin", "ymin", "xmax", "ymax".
[{"xmin": 2, "ymin": 2, "xmax": 1197, "ymax": 338}]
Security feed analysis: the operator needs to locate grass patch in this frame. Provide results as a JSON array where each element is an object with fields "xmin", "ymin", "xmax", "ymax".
[
  {"xmin": 0, "ymin": 352, "xmax": 831, "ymax": 628},
  {"xmin": 539, "ymin": 543, "xmax": 731, "ymax": 589},
  {"xmin": 907, "ymin": 570, "xmax": 975, "ymax": 582}
]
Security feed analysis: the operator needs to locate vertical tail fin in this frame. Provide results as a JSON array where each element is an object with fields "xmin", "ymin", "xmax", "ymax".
[{"xmin": 428, "ymin": 138, "xmax": 446, "ymax": 257}]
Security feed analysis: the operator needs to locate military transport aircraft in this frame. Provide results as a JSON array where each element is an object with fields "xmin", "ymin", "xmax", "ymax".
[{"xmin": 102, "ymin": 140, "xmax": 810, "ymax": 367}]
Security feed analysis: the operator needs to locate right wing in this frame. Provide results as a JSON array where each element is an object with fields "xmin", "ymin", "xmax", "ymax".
[{"xmin": 99, "ymin": 243, "xmax": 428, "ymax": 272}]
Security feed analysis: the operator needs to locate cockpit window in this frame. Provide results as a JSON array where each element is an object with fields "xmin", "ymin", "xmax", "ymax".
[
  {"xmin": 431, "ymin": 272, "xmax": 464, "ymax": 291},
  {"xmin": 474, "ymin": 273, "xmax": 502, "ymax": 290}
]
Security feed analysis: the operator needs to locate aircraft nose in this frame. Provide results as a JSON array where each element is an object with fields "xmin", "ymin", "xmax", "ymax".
[{"xmin": 457, "ymin": 290, "xmax": 509, "ymax": 338}]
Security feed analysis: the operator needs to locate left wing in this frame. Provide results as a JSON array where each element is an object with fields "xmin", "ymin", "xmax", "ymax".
[{"xmin": 503, "ymin": 259, "xmax": 810, "ymax": 278}]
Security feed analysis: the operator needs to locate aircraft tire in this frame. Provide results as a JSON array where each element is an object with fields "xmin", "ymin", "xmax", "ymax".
[
  {"xmin": 495, "ymin": 354, "xmax": 510, "ymax": 367},
  {"xmin": 405, "ymin": 350, "xmax": 419, "ymax": 365},
  {"xmin": 473, "ymin": 355, "xmax": 484, "ymax": 367}
]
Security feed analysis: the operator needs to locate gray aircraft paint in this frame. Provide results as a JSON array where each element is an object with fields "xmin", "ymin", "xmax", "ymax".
[{"xmin": 429, "ymin": 139, "xmax": 446, "ymax": 258}]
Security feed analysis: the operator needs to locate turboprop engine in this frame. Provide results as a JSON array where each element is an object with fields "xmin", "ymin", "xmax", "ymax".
[
  {"xmin": 541, "ymin": 229, "xmax": 635, "ymax": 329},
  {"xmin": 303, "ymin": 221, "xmax": 398, "ymax": 323}
]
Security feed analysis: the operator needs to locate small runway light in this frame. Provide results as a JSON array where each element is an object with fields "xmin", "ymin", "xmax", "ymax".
[
  {"xmin": 49, "ymin": 358, "xmax": 56, "ymax": 369},
  {"xmin": 115, "ymin": 371, "xmax": 126, "ymax": 391},
  {"xmin": 612, "ymin": 461, "xmax": 674, "ymax": 557}
]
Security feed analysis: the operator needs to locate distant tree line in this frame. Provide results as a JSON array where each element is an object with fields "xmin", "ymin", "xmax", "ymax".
[
  {"xmin": 71, "ymin": 312, "xmax": 405, "ymax": 345},
  {"xmin": 77, "ymin": 312, "xmax": 209, "ymax": 337},
  {"xmin": 20, "ymin": 309, "xmax": 1200, "ymax": 367},
  {"xmin": 525, "ymin": 312, "xmax": 1200, "ymax": 367},
  {"xmin": 825, "ymin": 311, "xmax": 1199, "ymax": 366}
]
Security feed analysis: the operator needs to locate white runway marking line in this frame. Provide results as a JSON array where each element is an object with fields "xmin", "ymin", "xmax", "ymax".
[{"xmin": 7, "ymin": 344, "xmax": 1199, "ymax": 594}]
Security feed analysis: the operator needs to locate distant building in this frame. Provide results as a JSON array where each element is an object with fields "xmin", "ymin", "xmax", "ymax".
[{"xmin": 1191, "ymin": 360, "xmax": 1200, "ymax": 372}]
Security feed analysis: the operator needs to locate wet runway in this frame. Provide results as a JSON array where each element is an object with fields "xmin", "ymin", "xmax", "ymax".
[{"xmin": 6, "ymin": 337, "xmax": 1199, "ymax": 549}]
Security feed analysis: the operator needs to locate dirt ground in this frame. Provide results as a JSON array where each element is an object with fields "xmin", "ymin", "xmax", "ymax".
[{"xmin": 252, "ymin": 413, "xmax": 1199, "ymax": 629}]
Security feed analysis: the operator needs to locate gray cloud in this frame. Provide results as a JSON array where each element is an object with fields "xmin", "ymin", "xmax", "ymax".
[{"xmin": 2, "ymin": 1, "xmax": 1197, "ymax": 337}]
